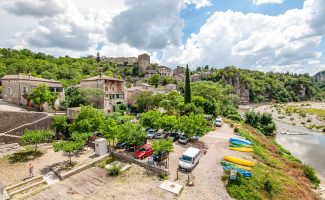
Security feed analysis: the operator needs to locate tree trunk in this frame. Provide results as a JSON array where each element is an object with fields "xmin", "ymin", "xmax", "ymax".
[{"xmin": 69, "ymin": 152, "xmax": 72, "ymax": 165}]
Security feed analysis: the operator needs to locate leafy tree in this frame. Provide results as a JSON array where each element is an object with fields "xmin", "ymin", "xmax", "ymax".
[
  {"xmin": 158, "ymin": 115, "xmax": 178, "ymax": 132},
  {"xmin": 70, "ymin": 105, "xmax": 105, "ymax": 133},
  {"xmin": 53, "ymin": 140, "xmax": 85, "ymax": 165},
  {"xmin": 116, "ymin": 122, "xmax": 147, "ymax": 151},
  {"xmin": 159, "ymin": 91, "xmax": 183, "ymax": 115},
  {"xmin": 22, "ymin": 129, "xmax": 54, "ymax": 152},
  {"xmin": 148, "ymin": 74, "xmax": 160, "ymax": 88},
  {"xmin": 244, "ymin": 111, "xmax": 276, "ymax": 136},
  {"xmin": 184, "ymin": 65, "xmax": 191, "ymax": 104},
  {"xmin": 78, "ymin": 88, "xmax": 106, "ymax": 108},
  {"xmin": 100, "ymin": 117, "xmax": 118, "ymax": 148},
  {"xmin": 27, "ymin": 84, "xmax": 58, "ymax": 111},
  {"xmin": 135, "ymin": 91, "xmax": 155, "ymax": 112},
  {"xmin": 152, "ymin": 139, "xmax": 174, "ymax": 155},
  {"xmin": 179, "ymin": 113, "xmax": 208, "ymax": 138},
  {"xmin": 52, "ymin": 115, "xmax": 69, "ymax": 139},
  {"xmin": 140, "ymin": 110, "xmax": 162, "ymax": 129},
  {"xmin": 61, "ymin": 87, "xmax": 88, "ymax": 109}
]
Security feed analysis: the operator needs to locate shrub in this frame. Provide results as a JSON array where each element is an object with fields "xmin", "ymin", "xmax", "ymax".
[
  {"xmin": 290, "ymin": 118, "xmax": 294, "ymax": 121},
  {"xmin": 107, "ymin": 164, "xmax": 122, "ymax": 176},
  {"xmin": 264, "ymin": 179, "xmax": 274, "ymax": 197},
  {"xmin": 234, "ymin": 127, "xmax": 239, "ymax": 133},
  {"xmin": 307, "ymin": 118, "xmax": 312, "ymax": 123},
  {"xmin": 278, "ymin": 116, "xmax": 285, "ymax": 119},
  {"xmin": 227, "ymin": 114, "xmax": 242, "ymax": 122},
  {"xmin": 303, "ymin": 164, "xmax": 320, "ymax": 187},
  {"xmin": 301, "ymin": 122, "xmax": 306, "ymax": 125}
]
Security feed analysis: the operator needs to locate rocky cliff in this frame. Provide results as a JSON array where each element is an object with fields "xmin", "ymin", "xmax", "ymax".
[{"xmin": 313, "ymin": 70, "xmax": 325, "ymax": 82}]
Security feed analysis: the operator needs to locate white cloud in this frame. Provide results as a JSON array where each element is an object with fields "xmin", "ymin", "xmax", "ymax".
[
  {"xmin": 253, "ymin": 0, "xmax": 284, "ymax": 5},
  {"xmin": 161, "ymin": 0, "xmax": 325, "ymax": 74},
  {"xmin": 185, "ymin": 0, "xmax": 212, "ymax": 9}
]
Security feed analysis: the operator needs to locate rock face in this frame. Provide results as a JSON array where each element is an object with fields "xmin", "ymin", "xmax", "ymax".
[
  {"xmin": 222, "ymin": 72, "xmax": 250, "ymax": 104},
  {"xmin": 313, "ymin": 70, "xmax": 325, "ymax": 82}
]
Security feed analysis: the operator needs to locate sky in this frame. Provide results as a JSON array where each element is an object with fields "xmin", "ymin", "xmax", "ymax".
[{"xmin": 0, "ymin": 0, "xmax": 325, "ymax": 75}]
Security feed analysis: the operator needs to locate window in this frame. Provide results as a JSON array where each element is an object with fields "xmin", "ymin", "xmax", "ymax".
[
  {"xmin": 23, "ymin": 87, "xmax": 28, "ymax": 94},
  {"xmin": 7, "ymin": 87, "xmax": 12, "ymax": 95}
]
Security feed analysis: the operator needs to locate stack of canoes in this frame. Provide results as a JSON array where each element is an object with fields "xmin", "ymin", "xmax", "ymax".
[
  {"xmin": 221, "ymin": 156, "xmax": 255, "ymax": 177},
  {"xmin": 229, "ymin": 138, "xmax": 253, "ymax": 152}
]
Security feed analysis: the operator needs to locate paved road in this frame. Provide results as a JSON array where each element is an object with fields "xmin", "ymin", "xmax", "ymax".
[{"xmin": 0, "ymin": 99, "xmax": 26, "ymax": 112}]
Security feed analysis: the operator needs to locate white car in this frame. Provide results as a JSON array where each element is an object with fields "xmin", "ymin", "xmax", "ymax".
[
  {"xmin": 147, "ymin": 129, "xmax": 156, "ymax": 139},
  {"xmin": 178, "ymin": 147, "xmax": 200, "ymax": 172},
  {"xmin": 215, "ymin": 117, "xmax": 223, "ymax": 127},
  {"xmin": 178, "ymin": 135, "xmax": 189, "ymax": 144}
]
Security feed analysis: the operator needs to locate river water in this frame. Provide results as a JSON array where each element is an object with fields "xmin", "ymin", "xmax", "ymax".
[{"xmin": 275, "ymin": 121, "xmax": 325, "ymax": 177}]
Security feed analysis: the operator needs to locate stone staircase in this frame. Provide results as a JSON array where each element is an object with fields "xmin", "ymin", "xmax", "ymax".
[
  {"xmin": 0, "ymin": 143, "xmax": 23, "ymax": 159},
  {"xmin": 4, "ymin": 175, "xmax": 48, "ymax": 200}
]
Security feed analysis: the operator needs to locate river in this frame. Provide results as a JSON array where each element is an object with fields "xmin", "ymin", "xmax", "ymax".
[{"xmin": 275, "ymin": 121, "xmax": 325, "ymax": 178}]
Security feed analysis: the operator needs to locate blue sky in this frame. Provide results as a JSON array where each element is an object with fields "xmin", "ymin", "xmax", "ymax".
[{"xmin": 0, "ymin": 0, "xmax": 324, "ymax": 74}]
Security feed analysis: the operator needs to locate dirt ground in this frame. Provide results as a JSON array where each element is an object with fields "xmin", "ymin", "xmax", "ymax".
[
  {"xmin": 0, "ymin": 144, "xmax": 97, "ymax": 186},
  {"xmin": 0, "ymin": 99, "xmax": 26, "ymax": 112},
  {"xmin": 88, "ymin": 123, "xmax": 246, "ymax": 200}
]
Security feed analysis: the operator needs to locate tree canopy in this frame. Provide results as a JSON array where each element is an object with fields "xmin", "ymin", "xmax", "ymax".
[{"xmin": 22, "ymin": 129, "xmax": 54, "ymax": 152}]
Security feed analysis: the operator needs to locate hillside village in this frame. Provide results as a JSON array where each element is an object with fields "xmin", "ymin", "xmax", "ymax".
[{"xmin": 0, "ymin": 49, "xmax": 324, "ymax": 200}]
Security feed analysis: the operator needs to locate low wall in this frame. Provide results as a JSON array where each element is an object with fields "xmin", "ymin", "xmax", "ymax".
[
  {"xmin": 51, "ymin": 153, "xmax": 111, "ymax": 180},
  {"xmin": 111, "ymin": 151, "xmax": 169, "ymax": 175}
]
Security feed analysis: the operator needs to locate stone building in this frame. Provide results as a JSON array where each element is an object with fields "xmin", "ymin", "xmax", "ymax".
[
  {"xmin": 1, "ymin": 75, "xmax": 64, "ymax": 108},
  {"xmin": 144, "ymin": 66, "xmax": 173, "ymax": 77},
  {"xmin": 79, "ymin": 75, "xmax": 125, "ymax": 112},
  {"xmin": 106, "ymin": 57, "xmax": 137, "ymax": 66},
  {"xmin": 173, "ymin": 66, "xmax": 185, "ymax": 76},
  {"xmin": 138, "ymin": 53, "xmax": 150, "ymax": 71},
  {"xmin": 125, "ymin": 87, "xmax": 147, "ymax": 106}
]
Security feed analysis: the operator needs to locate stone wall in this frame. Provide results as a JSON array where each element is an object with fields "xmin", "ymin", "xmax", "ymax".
[{"xmin": 111, "ymin": 151, "xmax": 169, "ymax": 175}]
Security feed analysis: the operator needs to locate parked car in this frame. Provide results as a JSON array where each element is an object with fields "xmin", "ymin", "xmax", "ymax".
[
  {"xmin": 215, "ymin": 117, "xmax": 223, "ymax": 127},
  {"xmin": 178, "ymin": 135, "xmax": 189, "ymax": 144},
  {"xmin": 153, "ymin": 151, "xmax": 169, "ymax": 163},
  {"xmin": 167, "ymin": 131, "xmax": 181, "ymax": 142},
  {"xmin": 178, "ymin": 147, "xmax": 201, "ymax": 172},
  {"xmin": 134, "ymin": 144, "xmax": 154, "ymax": 159},
  {"xmin": 116, "ymin": 142, "xmax": 127, "ymax": 149},
  {"xmin": 147, "ymin": 129, "xmax": 157, "ymax": 139},
  {"xmin": 154, "ymin": 131, "xmax": 165, "ymax": 139},
  {"xmin": 125, "ymin": 143, "xmax": 135, "ymax": 152}
]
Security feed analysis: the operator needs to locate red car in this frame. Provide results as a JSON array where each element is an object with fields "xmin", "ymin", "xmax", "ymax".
[{"xmin": 134, "ymin": 144, "xmax": 154, "ymax": 159}]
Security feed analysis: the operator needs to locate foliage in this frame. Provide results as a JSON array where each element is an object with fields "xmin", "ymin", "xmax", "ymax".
[
  {"xmin": 152, "ymin": 139, "xmax": 174, "ymax": 155},
  {"xmin": 244, "ymin": 111, "xmax": 276, "ymax": 136},
  {"xmin": 53, "ymin": 139, "xmax": 85, "ymax": 165},
  {"xmin": 27, "ymin": 84, "xmax": 58, "ymax": 110},
  {"xmin": 179, "ymin": 113, "xmax": 209, "ymax": 138},
  {"xmin": 22, "ymin": 129, "xmax": 53, "ymax": 152},
  {"xmin": 147, "ymin": 74, "xmax": 160, "ymax": 88},
  {"xmin": 140, "ymin": 110, "xmax": 162, "ymax": 129},
  {"xmin": 100, "ymin": 116, "xmax": 118, "ymax": 147},
  {"xmin": 303, "ymin": 164, "xmax": 320, "ymax": 187},
  {"xmin": 107, "ymin": 164, "xmax": 122, "ymax": 176},
  {"xmin": 159, "ymin": 91, "xmax": 183, "ymax": 115},
  {"xmin": 157, "ymin": 115, "xmax": 178, "ymax": 132},
  {"xmin": 135, "ymin": 91, "xmax": 163, "ymax": 112},
  {"xmin": 116, "ymin": 122, "xmax": 147, "ymax": 149},
  {"xmin": 203, "ymin": 66, "xmax": 319, "ymax": 103},
  {"xmin": 70, "ymin": 105, "xmax": 105, "ymax": 133},
  {"xmin": 52, "ymin": 115, "xmax": 69, "ymax": 138},
  {"xmin": 184, "ymin": 65, "xmax": 191, "ymax": 104}
]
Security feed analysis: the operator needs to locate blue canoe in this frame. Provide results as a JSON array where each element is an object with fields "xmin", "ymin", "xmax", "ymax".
[
  {"xmin": 230, "ymin": 138, "xmax": 252, "ymax": 146},
  {"xmin": 223, "ymin": 165, "xmax": 252, "ymax": 177}
]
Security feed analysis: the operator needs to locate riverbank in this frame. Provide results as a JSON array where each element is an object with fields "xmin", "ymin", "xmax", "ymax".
[{"xmin": 223, "ymin": 119, "xmax": 319, "ymax": 199}]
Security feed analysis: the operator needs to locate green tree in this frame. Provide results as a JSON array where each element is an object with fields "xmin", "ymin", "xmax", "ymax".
[
  {"xmin": 116, "ymin": 122, "xmax": 147, "ymax": 151},
  {"xmin": 184, "ymin": 65, "xmax": 191, "ymax": 104},
  {"xmin": 53, "ymin": 140, "xmax": 85, "ymax": 165},
  {"xmin": 148, "ymin": 74, "xmax": 161, "ymax": 88},
  {"xmin": 152, "ymin": 139, "xmax": 174, "ymax": 155},
  {"xmin": 158, "ymin": 115, "xmax": 178, "ymax": 132},
  {"xmin": 100, "ymin": 117, "xmax": 118, "ymax": 149},
  {"xmin": 140, "ymin": 110, "xmax": 162, "ymax": 129},
  {"xmin": 96, "ymin": 52, "xmax": 100, "ymax": 63},
  {"xmin": 22, "ymin": 129, "xmax": 54, "ymax": 152},
  {"xmin": 27, "ymin": 84, "xmax": 58, "ymax": 111},
  {"xmin": 70, "ymin": 105, "xmax": 105, "ymax": 133},
  {"xmin": 61, "ymin": 87, "xmax": 88, "ymax": 109},
  {"xmin": 179, "ymin": 113, "xmax": 208, "ymax": 138},
  {"xmin": 79, "ymin": 88, "xmax": 106, "ymax": 109},
  {"xmin": 52, "ymin": 115, "xmax": 69, "ymax": 139},
  {"xmin": 135, "ymin": 91, "xmax": 155, "ymax": 112}
]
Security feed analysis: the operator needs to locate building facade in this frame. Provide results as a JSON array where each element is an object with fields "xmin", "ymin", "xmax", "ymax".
[
  {"xmin": 1, "ymin": 75, "xmax": 64, "ymax": 108},
  {"xmin": 173, "ymin": 66, "xmax": 185, "ymax": 76},
  {"xmin": 138, "ymin": 53, "xmax": 150, "ymax": 71},
  {"xmin": 79, "ymin": 75, "xmax": 125, "ymax": 112}
]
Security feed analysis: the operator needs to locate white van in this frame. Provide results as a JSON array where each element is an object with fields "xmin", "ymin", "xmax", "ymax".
[{"xmin": 178, "ymin": 147, "xmax": 200, "ymax": 172}]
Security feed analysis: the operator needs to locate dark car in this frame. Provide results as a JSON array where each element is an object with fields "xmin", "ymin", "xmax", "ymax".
[
  {"xmin": 153, "ymin": 151, "xmax": 169, "ymax": 163},
  {"xmin": 116, "ymin": 142, "xmax": 127, "ymax": 149},
  {"xmin": 125, "ymin": 143, "xmax": 135, "ymax": 152},
  {"xmin": 168, "ymin": 131, "xmax": 181, "ymax": 142}
]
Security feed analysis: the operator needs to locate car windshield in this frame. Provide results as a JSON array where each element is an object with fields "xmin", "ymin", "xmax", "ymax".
[
  {"xmin": 180, "ymin": 135, "xmax": 187, "ymax": 139},
  {"xmin": 180, "ymin": 155, "xmax": 192, "ymax": 163},
  {"xmin": 148, "ymin": 131, "xmax": 154, "ymax": 135},
  {"xmin": 139, "ymin": 148, "xmax": 147, "ymax": 152}
]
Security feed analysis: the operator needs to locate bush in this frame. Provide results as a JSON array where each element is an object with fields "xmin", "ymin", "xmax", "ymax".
[
  {"xmin": 264, "ymin": 179, "xmax": 274, "ymax": 197},
  {"xmin": 234, "ymin": 127, "xmax": 239, "ymax": 133},
  {"xmin": 107, "ymin": 164, "xmax": 122, "ymax": 176},
  {"xmin": 227, "ymin": 114, "xmax": 242, "ymax": 122},
  {"xmin": 303, "ymin": 164, "xmax": 320, "ymax": 187},
  {"xmin": 307, "ymin": 118, "xmax": 312, "ymax": 122},
  {"xmin": 244, "ymin": 111, "xmax": 276, "ymax": 136}
]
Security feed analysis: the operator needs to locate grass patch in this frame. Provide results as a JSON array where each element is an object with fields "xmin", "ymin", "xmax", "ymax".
[
  {"xmin": 7, "ymin": 147, "xmax": 43, "ymax": 163},
  {"xmin": 96, "ymin": 155, "xmax": 114, "ymax": 168},
  {"xmin": 107, "ymin": 164, "xmax": 122, "ymax": 176},
  {"xmin": 222, "ymin": 121, "xmax": 318, "ymax": 200},
  {"xmin": 303, "ymin": 164, "xmax": 320, "ymax": 187}
]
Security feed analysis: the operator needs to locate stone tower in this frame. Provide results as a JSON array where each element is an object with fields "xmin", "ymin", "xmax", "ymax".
[{"xmin": 138, "ymin": 53, "xmax": 150, "ymax": 71}]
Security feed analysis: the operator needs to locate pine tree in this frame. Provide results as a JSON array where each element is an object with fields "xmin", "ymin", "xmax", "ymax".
[
  {"xmin": 96, "ymin": 52, "xmax": 100, "ymax": 63},
  {"xmin": 184, "ymin": 64, "xmax": 191, "ymax": 104}
]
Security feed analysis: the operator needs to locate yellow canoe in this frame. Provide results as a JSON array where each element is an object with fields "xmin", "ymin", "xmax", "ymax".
[
  {"xmin": 224, "ymin": 156, "xmax": 255, "ymax": 166},
  {"xmin": 230, "ymin": 147, "xmax": 254, "ymax": 152}
]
